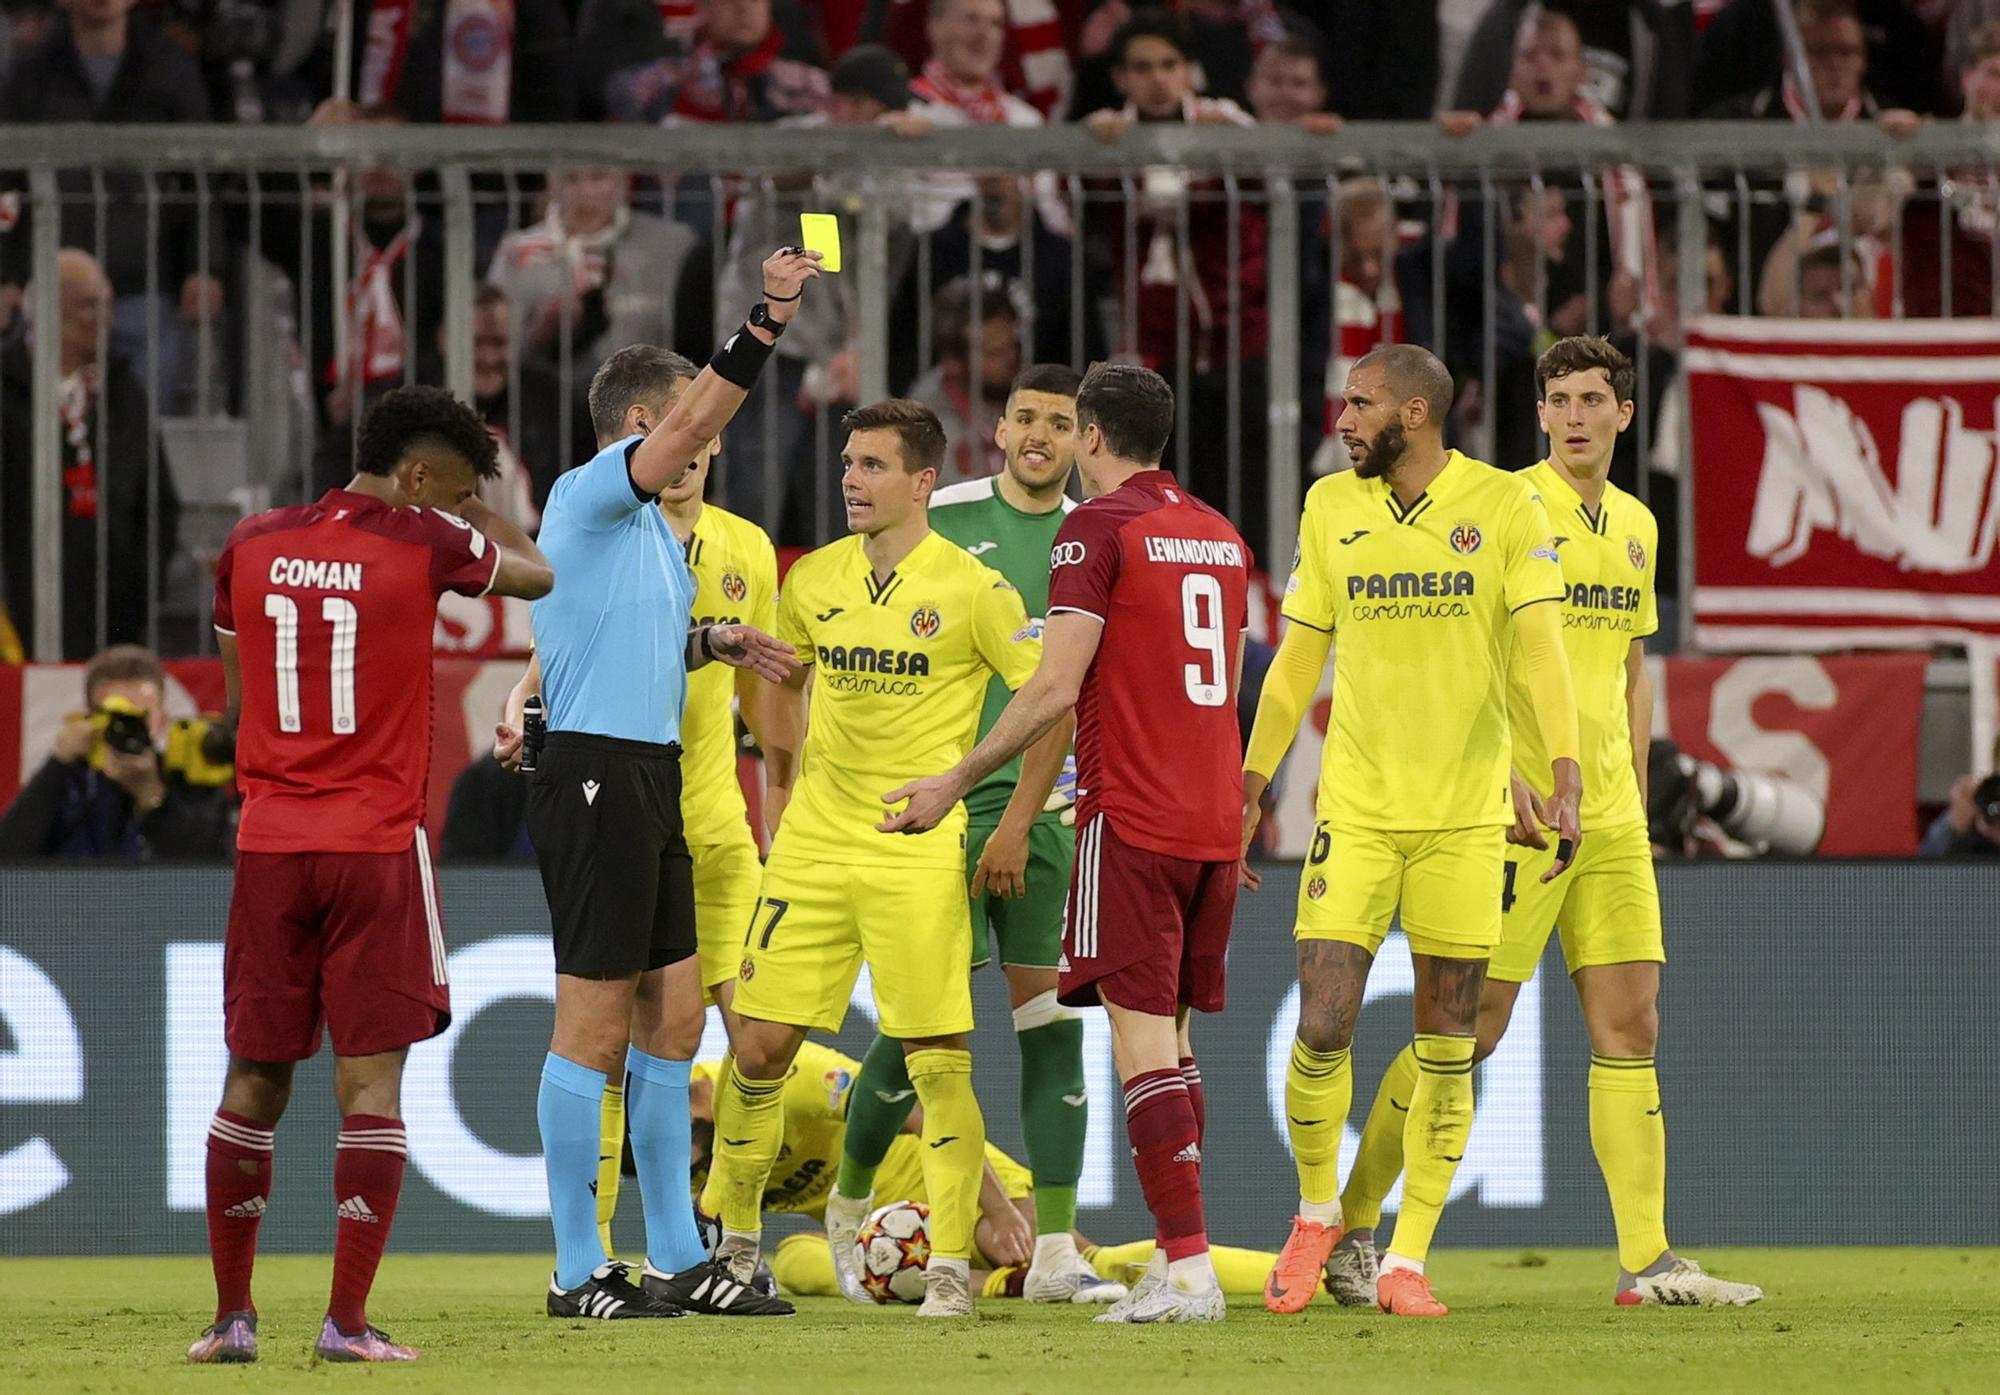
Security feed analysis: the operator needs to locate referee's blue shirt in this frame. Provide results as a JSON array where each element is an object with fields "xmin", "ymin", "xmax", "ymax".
[{"xmin": 530, "ymin": 436, "xmax": 696, "ymax": 746}]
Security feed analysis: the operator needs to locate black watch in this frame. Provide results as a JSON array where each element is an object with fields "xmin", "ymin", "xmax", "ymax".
[{"xmin": 748, "ymin": 301, "xmax": 788, "ymax": 336}]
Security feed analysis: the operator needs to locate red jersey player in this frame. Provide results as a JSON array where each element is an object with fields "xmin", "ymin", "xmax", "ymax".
[
  {"xmin": 189, "ymin": 387, "xmax": 553, "ymax": 1366},
  {"xmin": 881, "ymin": 363, "xmax": 1250, "ymax": 1324}
]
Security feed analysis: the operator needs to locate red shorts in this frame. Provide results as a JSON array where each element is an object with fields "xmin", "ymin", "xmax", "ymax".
[
  {"xmin": 224, "ymin": 837, "xmax": 452, "ymax": 1062},
  {"xmin": 1058, "ymin": 814, "xmax": 1237, "ymax": 1016}
]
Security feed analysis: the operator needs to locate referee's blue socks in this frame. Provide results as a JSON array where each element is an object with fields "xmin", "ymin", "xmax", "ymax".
[
  {"xmin": 625, "ymin": 1046, "xmax": 707, "ymax": 1274},
  {"xmin": 539, "ymin": 1053, "xmax": 609, "ymax": 1291}
]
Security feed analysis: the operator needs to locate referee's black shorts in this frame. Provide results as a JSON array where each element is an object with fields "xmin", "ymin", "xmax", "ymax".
[{"xmin": 525, "ymin": 731, "xmax": 695, "ymax": 978}]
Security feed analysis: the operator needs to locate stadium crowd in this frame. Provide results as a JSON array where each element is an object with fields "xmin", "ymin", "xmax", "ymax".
[{"xmin": 0, "ymin": 1, "xmax": 1995, "ymax": 850}]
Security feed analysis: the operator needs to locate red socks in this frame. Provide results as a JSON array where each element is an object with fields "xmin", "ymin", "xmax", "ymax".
[
  {"xmin": 1180, "ymin": 1056, "xmax": 1206, "ymax": 1145},
  {"xmin": 1122, "ymin": 1069, "xmax": 1208, "ymax": 1262},
  {"xmin": 329, "ymin": 1115, "xmax": 408, "ymax": 1333},
  {"xmin": 205, "ymin": 1111, "xmax": 276, "ymax": 1320}
]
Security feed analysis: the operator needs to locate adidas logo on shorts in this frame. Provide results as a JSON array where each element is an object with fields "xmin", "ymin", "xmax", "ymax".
[
  {"xmin": 223, "ymin": 1197, "xmax": 266, "ymax": 1219},
  {"xmin": 336, "ymin": 1195, "xmax": 379, "ymax": 1224},
  {"xmin": 1057, "ymin": 954, "xmax": 1071, "ymax": 973}
]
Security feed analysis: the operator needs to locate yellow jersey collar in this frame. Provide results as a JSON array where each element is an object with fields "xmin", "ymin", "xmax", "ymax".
[
  {"xmin": 1379, "ymin": 448, "xmax": 1467, "ymax": 525},
  {"xmin": 852, "ymin": 528, "xmax": 940, "ymax": 605},
  {"xmin": 1531, "ymin": 458, "xmax": 1611, "ymax": 536}
]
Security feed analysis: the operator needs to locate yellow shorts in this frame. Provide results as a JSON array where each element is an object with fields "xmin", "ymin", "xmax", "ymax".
[
  {"xmin": 871, "ymin": 1137, "xmax": 1032, "ymax": 1269},
  {"xmin": 693, "ymin": 835, "xmax": 762, "ymax": 1000},
  {"xmin": 1487, "ymin": 819, "xmax": 1665, "ymax": 984},
  {"xmin": 732, "ymin": 856, "xmax": 975, "ymax": 1038},
  {"xmin": 1294, "ymin": 822, "xmax": 1505, "ymax": 957}
]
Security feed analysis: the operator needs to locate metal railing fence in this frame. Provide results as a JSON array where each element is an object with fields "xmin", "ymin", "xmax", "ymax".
[{"xmin": 6, "ymin": 121, "xmax": 2000, "ymax": 661}]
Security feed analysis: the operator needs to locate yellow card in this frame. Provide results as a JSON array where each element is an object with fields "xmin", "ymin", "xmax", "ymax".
[{"xmin": 800, "ymin": 213, "xmax": 842, "ymax": 273}]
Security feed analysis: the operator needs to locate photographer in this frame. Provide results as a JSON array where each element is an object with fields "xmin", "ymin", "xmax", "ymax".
[
  {"xmin": 0, "ymin": 644, "xmax": 234, "ymax": 859},
  {"xmin": 1920, "ymin": 756, "xmax": 2000, "ymax": 858}
]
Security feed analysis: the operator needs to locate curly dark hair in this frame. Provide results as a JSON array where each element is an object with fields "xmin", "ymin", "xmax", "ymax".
[{"xmin": 354, "ymin": 385, "xmax": 500, "ymax": 480}]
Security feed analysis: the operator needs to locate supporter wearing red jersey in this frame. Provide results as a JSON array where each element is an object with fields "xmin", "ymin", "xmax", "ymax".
[
  {"xmin": 189, "ymin": 387, "xmax": 553, "ymax": 1367},
  {"xmin": 881, "ymin": 363, "xmax": 1249, "ymax": 1324}
]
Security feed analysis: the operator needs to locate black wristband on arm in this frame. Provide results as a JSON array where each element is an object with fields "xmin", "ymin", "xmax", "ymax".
[{"xmin": 709, "ymin": 322, "xmax": 777, "ymax": 389}]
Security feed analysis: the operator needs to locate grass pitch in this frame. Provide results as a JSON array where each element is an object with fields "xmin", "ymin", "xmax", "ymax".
[{"xmin": 4, "ymin": 1250, "xmax": 1995, "ymax": 1395}]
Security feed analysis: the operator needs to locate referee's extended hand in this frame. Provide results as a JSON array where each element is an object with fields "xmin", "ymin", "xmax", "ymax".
[
  {"xmin": 761, "ymin": 247, "xmax": 823, "ymax": 326},
  {"xmin": 878, "ymin": 770, "xmax": 968, "ymax": 835},
  {"xmin": 705, "ymin": 623, "xmax": 801, "ymax": 684}
]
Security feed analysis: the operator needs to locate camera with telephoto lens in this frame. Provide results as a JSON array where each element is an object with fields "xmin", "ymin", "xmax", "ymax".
[
  {"xmin": 92, "ymin": 696, "xmax": 155, "ymax": 757},
  {"xmin": 1647, "ymin": 738, "xmax": 1826, "ymax": 857},
  {"xmin": 1975, "ymin": 773, "xmax": 2000, "ymax": 826},
  {"xmin": 89, "ymin": 696, "xmax": 235, "ymax": 786}
]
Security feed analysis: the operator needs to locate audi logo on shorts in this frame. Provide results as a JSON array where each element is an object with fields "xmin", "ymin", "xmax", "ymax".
[{"xmin": 1051, "ymin": 541, "xmax": 1088, "ymax": 568}]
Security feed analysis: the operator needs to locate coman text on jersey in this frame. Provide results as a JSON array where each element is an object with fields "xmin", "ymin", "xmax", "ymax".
[{"xmin": 268, "ymin": 557, "xmax": 364, "ymax": 592}]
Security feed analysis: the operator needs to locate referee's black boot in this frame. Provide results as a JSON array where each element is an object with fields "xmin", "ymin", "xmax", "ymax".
[
  {"xmin": 547, "ymin": 1260, "xmax": 686, "ymax": 1319},
  {"xmin": 644, "ymin": 1253, "xmax": 795, "ymax": 1316}
]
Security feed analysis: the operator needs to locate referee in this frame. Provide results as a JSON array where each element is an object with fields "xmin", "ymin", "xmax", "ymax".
[{"xmin": 530, "ymin": 248, "xmax": 817, "ymax": 1320}]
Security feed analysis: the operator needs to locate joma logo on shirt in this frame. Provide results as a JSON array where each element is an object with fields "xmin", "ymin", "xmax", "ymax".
[
  {"xmin": 816, "ymin": 645, "xmax": 932, "ymax": 676},
  {"xmin": 1566, "ymin": 583, "xmax": 1643, "ymax": 612},
  {"xmin": 1345, "ymin": 570, "xmax": 1476, "ymax": 601}
]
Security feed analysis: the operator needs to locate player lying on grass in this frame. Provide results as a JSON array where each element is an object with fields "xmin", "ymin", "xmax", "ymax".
[
  {"xmin": 1329, "ymin": 337, "xmax": 1760, "ymax": 1311},
  {"xmin": 678, "ymin": 1041, "xmax": 1277, "ymax": 1300}
]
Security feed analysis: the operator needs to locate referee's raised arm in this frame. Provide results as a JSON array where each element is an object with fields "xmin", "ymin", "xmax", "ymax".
[{"xmin": 628, "ymin": 247, "xmax": 823, "ymax": 498}]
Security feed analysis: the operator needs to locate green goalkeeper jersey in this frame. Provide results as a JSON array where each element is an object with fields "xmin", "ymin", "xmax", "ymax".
[{"xmin": 929, "ymin": 475, "xmax": 1075, "ymax": 822}]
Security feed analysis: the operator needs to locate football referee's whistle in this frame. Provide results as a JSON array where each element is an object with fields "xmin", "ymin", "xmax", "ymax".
[{"xmin": 522, "ymin": 695, "xmax": 546, "ymax": 774}]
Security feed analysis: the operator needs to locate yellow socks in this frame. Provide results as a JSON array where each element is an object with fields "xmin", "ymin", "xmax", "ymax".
[
  {"xmin": 905, "ymin": 1048, "xmax": 985, "ymax": 1262},
  {"xmin": 709, "ymin": 1061, "xmax": 788, "ymax": 1238},
  {"xmin": 1284, "ymin": 1039, "xmax": 1352, "ymax": 1218},
  {"xmin": 595, "ymin": 1081, "xmax": 625, "ymax": 1257},
  {"xmin": 1386, "ymin": 1033, "xmax": 1476, "ymax": 1265},
  {"xmin": 1340, "ymin": 1042, "xmax": 1420, "ymax": 1234},
  {"xmin": 1589, "ymin": 1055, "xmax": 1671, "ymax": 1273}
]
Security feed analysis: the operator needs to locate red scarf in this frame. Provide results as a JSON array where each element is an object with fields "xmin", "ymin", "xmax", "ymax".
[
  {"xmin": 345, "ymin": 219, "xmax": 420, "ymax": 386},
  {"xmin": 912, "ymin": 58, "xmax": 1011, "ymax": 124},
  {"xmin": 361, "ymin": 0, "xmax": 514, "ymax": 124},
  {"xmin": 1002, "ymin": 0, "xmax": 1073, "ymax": 119},
  {"xmin": 671, "ymin": 25, "xmax": 785, "ymax": 122},
  {"xmin": 57, "ymin": 367, "xmax": 100, "ymax": 520}
]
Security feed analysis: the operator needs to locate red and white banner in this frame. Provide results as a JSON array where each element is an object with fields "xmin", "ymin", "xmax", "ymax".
[
  {"xmin": 1264, "ymin": 652, "xmax": 1928, "ymax": 857},
  {"xmin": 1685, "ymin": 316, "xmax": 2000, "ymax": 651}
]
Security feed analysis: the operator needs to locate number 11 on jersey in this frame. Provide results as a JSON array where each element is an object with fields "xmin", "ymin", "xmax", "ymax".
[{"xmin": 264, "ymin": 593, "xmax": 359, "ymax": 735}]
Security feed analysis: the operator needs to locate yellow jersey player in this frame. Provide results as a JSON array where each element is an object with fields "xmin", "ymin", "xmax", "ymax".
[
  {"xmin": 1241, "ymin": 344, "xmax": 1583, "ymax": 1318},
  {"xmin": 685, "ymin": 1040, "xmax": 1281, "ymax": 1302},
  {"xmin": 694, "ymin": 399, "xmax": 1065, "ymax": 1319},
  {"xmin": 1331, "ymin": 337, "xmax": 1762, "ymax": 1309}
]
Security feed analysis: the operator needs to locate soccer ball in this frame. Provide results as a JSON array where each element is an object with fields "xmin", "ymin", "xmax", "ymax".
[{"xmin": 853, "ymin": 1200, "xmax": 931, "ymax": 1304}]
